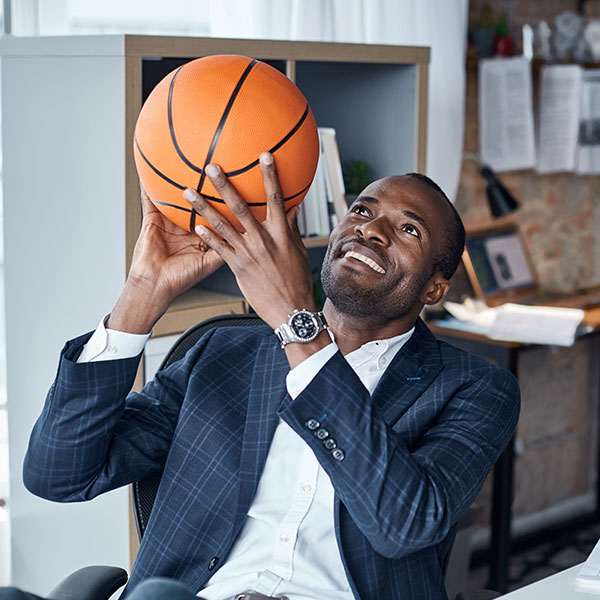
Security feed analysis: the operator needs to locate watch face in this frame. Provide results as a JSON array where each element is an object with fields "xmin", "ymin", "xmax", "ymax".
[{"xmin": 291, "ymin": 312, "xmax": 317, "ymax": 339}]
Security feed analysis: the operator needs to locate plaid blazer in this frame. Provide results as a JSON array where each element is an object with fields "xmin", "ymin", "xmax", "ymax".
[{"xmin": 24, "ymin": 318, "xmax": 519, "ymax": 600}]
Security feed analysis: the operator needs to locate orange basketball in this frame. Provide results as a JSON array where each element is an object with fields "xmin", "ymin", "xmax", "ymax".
[{"xmin": 134, "ymin": 54, "xmax": 320, "ymax": 233}]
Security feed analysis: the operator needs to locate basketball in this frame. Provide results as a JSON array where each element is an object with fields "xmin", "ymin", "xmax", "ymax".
[{"xmin": 133, "ymin": 54, "xmax": 320, "ymax": 233}]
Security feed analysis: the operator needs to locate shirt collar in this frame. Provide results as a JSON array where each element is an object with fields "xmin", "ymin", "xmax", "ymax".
[{"xmin": 344, "ymin": 327, "xmax": 415, "ymax": 371}]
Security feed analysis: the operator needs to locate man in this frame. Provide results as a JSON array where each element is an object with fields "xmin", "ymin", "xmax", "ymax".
[{"xmin": 20, "ymin": 154, "xmax": 519, "ymax": 600}]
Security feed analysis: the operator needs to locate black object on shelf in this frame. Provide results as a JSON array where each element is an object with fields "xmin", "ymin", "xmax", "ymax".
[{"xmin": 480, "ymin": 165, "xmax": 520, "ymax": 218}]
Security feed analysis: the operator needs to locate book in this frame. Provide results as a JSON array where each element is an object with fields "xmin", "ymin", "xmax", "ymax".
[
  {"xmin": 302, "ymin": 149, "xmax": 330, "ymax": 237},
  {"xmin": 318, "ymin": 127, "xmax": 348, "ymax": 221}
]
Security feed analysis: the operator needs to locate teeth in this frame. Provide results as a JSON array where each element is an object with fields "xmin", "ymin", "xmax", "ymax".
[{"xmin": 344, "ymin": 250, "xmax": 385, "ymax": 274}]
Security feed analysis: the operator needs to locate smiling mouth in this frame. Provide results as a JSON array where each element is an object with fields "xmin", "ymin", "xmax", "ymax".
[{"xmin": 343, "ymin": 250, "xmax": 386, "ymax": 274}]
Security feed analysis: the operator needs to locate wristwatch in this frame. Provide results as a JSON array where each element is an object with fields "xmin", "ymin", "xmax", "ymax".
[{"xmin": 274, "ymin": 309, "xmax": 329, "ymax": 348}]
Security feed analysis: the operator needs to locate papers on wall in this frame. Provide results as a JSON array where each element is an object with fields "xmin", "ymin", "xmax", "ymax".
[
  {"xmin": 478, "ymin": 61, "xmax": 600, "ymax": 175},
  {"xmin": 576, "ymin": 69, "xmax": 600, "ymax": 174},
  {"xmin": 536, "ymin": 64, "xmax": 583, "ymax": 174},
  {"xmin": 479, "ymin": 57, "xmax": 536, "ymax": 172},
  {"xmin": 443, "ymin": 300, "xmax": 585, "ymax": 347},
  {"xmin": 298, "ymin": 127, "xmax": 347, "ymax": 239}
]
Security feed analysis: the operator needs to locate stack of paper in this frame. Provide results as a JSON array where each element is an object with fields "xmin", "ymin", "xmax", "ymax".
[
  {"xmin": 489, "ymin": 303, "xmax": 584, "ymax": 346},
  {"xmin": 576, "ymin": 537, "xmax": 600, "ymax": 590},
  {"xmin": 443, "ymin": 300, "xmax": 585, "ymax": 347}
]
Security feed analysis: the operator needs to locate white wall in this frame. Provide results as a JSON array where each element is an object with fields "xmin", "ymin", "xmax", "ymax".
[{"xmin": 2, "ymin": 40, "xmax": 130, "ymax": 594}]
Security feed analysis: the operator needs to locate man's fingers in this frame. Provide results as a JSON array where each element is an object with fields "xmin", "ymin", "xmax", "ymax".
[
  {"xmin": 183, "ymin": 187, "xmax": 241, "ymax": 249},
  {"xmin": 260, "ymin": 153, "xmax": 287, "ymax": 226},
  {"xmin": 286, "ymin": 205, "xmax": 305, "ymax": 248},
  {"xmin": 139, "ymin": 179, "xmax": 159, "ymax": 216},
  {"xmin": 204, "ymin": 164, "xmax": 261, "ymax": 234},
  {"xmin": 194, "ymin": 223, "xmax": 232, "ymax": 258}
]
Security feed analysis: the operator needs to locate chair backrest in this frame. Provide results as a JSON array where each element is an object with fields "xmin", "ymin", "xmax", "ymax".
[{"xmin": 130, "ymin": 313, "xmax": 265, "ymax": 541}]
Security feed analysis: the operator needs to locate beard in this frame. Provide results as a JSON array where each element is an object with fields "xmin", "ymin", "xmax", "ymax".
[{"xmin": 320, "ymin": 240, "xmax": 431, "ymax": 320}]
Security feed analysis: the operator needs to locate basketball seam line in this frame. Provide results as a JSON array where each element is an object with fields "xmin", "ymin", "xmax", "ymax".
[
  {"xmin": 152, "ymin": 181, "xmax": 312, "ymax": 215},
  {"xmin": 196, "ymin": 58, "xmax": 259, "ymax": 195},
  {"xmin": 135, "ymin": 138, "xmax": 185, "ymax": 190},
  {"xmin": 168, "ymin": 65, "xmax": 204, "ymax": 175},
  {"xmin": 192, "ymin": 58, "xmax": 258, "ymax": 232},
  {"xmin": 225, "ymin": 102, "xmax": 311, "ymax": 177},
  {"xmin": 135, "ymin": 138, "xmax": 312, "ymax": 207}
]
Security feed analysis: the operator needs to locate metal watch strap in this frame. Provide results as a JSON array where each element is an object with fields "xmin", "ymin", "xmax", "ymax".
[{"xmin": 274, "ymin": 309, "xmax": 328, "ymax": 348}]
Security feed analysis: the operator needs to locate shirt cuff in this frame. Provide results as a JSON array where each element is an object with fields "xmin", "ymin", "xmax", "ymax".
[
  {"xmin": 77, "ymin": 314, "xmax": 150, "ymax": 363},
  {"xmin": 286, "ymin": 342, "xmax": 339, "ymax": 399}
]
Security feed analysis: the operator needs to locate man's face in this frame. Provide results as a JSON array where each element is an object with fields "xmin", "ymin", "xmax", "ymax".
[{"xmin": 320, "ymin": 176, "xmax": 450, "ymax": 321}]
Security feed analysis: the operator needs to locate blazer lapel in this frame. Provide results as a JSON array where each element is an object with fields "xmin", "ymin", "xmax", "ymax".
[
  {"xmin": 233, "ymin": 337, "xmax": 289, "ymax": 531},
  {"xmin": 371, "ymin": 318, "xmax": 443, "ymax": 425}
]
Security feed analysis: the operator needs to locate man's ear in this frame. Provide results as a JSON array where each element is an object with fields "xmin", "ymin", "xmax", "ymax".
[{"xmin": 420, "ymin": 274, "xmax": 450, "ymax": 306}]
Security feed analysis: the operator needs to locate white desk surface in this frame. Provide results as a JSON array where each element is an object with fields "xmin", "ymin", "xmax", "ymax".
[{"xmin": 500, "ymin": 564, "xmax": 600, "ymax": 598}]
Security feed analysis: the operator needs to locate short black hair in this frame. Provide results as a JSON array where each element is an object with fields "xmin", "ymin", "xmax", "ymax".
[{"xmin": 405, "ymin": 172, "xmax": 465, "ymax": 279}]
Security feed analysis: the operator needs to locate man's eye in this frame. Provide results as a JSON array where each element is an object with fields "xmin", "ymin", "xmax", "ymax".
[
  {"xmin": 350, "ymin": 205, "xmax": 369, "ymax": 216},
  {"xmin": 402, "ymin": 224, "xmax": 420, "ymax": 238}
]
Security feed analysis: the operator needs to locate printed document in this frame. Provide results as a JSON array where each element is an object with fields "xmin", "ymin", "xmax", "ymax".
[
  {"xmin": 479, "ymin": 57, "xmax": 536, "ymax": 172},
  {"xmin": 576, "ymin": 69, "xmax": 600, "ymax": 174},
  {"xmin": 537, "ymin": 64, "xmax": 583, "ymax": 173}
]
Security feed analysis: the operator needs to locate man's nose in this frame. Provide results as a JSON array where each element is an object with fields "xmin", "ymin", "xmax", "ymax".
[{"xmin": 354, "ymin": 216, "xmax": 390, "ymax": 246}]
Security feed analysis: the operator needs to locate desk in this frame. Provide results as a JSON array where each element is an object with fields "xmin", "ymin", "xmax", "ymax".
[
  {"xmin": 429, "ymin": 311, "xmax": 600, "ymax": 594},
  {"xmin": 499, "ymin": 564, "xmax": 586, "ymax": 598}
]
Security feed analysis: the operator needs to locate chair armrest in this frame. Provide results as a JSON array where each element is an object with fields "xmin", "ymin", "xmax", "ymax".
[
  {"xmin": 455, "ymin": 591, "xmax": 502, "ymax": 600},
  {"xmin": 47, "ymin": 566, "xmax": 128, "ymax": 600}
]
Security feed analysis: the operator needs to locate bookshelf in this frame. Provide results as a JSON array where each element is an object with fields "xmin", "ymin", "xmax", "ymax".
[
  {"xmin": 1, "ymin": 35, "xmax": 429, "ymax": 337},
  {"xmin": 0, "ymin": 35, "xmax": 428, "ymax": 590}
]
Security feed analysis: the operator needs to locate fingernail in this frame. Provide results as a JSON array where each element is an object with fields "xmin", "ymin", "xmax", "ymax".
[
  {"xmin": 195, "ymin": 225, "xmax": 208, "ymax": 236},
  {"xmin": 183, "ymin": 188, "xmax": 197, "ymax": 202},
  {"xmin": 260, "ymin": 152, "xmax": 273, "ymax": 165},
  {"xmin": 205, "ymin": 164, "xmax": 219, "ymax": 177}
]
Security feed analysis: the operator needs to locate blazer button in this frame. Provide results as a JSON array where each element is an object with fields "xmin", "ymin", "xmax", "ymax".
[
  {"xmin": 332, "ymin": 448, "xmax": 345, "ymax": 461},
  {"xmin": 323, "ymin": 437, "xmax": 337, "ymax": 450},
  {"xmin": 305, "ymin": 418, "xmax": 320, "ymax": 430},
  {"xmin": 208, "ymin": 556, "xmax": 219, "ymax": 571},
  {"xmin": 314, "ymin": 428, "xmax": 329, "ymax": 440}
]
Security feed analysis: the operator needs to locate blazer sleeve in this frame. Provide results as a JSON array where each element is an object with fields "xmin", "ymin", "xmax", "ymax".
[
  {"xmin": 23, "ymin": 329, "xmax": 216, "ymax": 502},
  {"xmin": 278, "ymin": 350, "xmax": 520, "ymax": 559}
]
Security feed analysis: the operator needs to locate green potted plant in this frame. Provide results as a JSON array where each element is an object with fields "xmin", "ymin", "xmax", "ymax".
[{"xmin": 342, "ymin": 159, "xmax": 373, "ymax": 205}]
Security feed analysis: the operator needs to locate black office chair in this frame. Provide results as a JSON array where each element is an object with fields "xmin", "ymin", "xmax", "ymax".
[{"xmin": 46, "ymin": 313, "xmax": 500, "ymax": 600}]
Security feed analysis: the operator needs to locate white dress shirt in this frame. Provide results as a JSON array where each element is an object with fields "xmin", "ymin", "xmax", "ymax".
[{"xmin": 78, "ymin": 316, "xmax": 414, "ymax": 600}]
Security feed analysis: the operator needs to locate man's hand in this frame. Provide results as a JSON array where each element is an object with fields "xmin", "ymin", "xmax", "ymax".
[
  {"xmin": 183, "ymin": 153, "xmax": 316, "ymax": 331},
  {"xmin": 107, "ymin": 184, "xmax": 224, "ymax": 334}
]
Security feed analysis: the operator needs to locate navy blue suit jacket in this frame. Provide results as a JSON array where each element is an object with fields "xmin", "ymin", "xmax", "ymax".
[{"xmin": 24, "ymin": 319, "xmax": 519, "ymax": 599}]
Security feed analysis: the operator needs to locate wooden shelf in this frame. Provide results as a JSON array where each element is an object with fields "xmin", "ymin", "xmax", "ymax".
[
  {"xmin": 303, "ymin": 236, "xmax": 330, "ymax": 248},
  {"xmin": 152, "ymin": 290, "xmax": 247, "ymax": 337}
]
